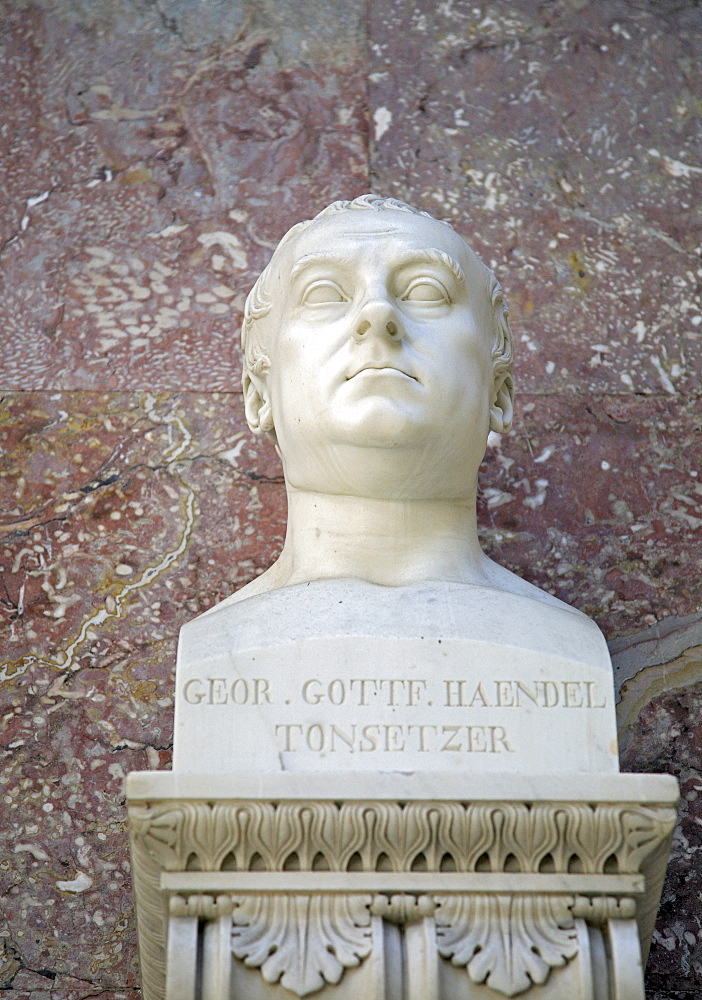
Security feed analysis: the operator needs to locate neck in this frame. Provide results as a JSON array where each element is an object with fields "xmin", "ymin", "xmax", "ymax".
[{"xmin": 270, "ymin": 487, "xmax": 491, "ymax": 589}]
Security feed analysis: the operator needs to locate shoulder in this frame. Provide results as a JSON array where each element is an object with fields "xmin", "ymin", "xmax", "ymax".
[
  {"xmin": 480, "ymin": 556, "xmax": 594, "ymax": 623},
  {"xmin": 196, "ymin": 560, "xmax": 288, "ymax": 619}
]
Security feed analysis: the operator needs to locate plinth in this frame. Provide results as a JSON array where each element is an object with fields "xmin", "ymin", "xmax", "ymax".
[{"xmin": 128, "ymin": 581, "xmax": 678, "ymax": 999}]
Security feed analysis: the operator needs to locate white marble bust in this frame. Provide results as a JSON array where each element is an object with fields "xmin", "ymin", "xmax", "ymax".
[
  {"xmin": 209, "ymin": 194, "xmax": 571, "ymax": 613},
  {"xmin": 176, "ymin": 195, "xmax": 617, "ymax": 775}
]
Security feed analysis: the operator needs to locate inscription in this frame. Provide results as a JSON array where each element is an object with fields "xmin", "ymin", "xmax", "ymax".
[
  {"xmin": 274, "ymin": 723, "xmax": 514, "ymax": 754},
  {"xmin": 181, "ymin": 676, "xmax": 608, "ymax": 709},
  {"xmin": 178, "ymin": 674, "xmax": 609, "ymax": 759},
  {"xmin": 183, "ymin": 677, "xmax": 272, "ymax": 705},
  {"xmin": 444, "ymin": 679, "xmax": 607, "ymax": 709},
  {"xmin": 302, "ymin": 678, "xmax": 428, "ymax": 706}
]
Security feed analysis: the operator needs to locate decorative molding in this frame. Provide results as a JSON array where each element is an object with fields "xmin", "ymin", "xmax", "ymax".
[
  {"xmin": 169, "ymin": 893, "xmax": 234, "ymax": 920},
  {"xmin": 370, "ymin": 893, "xmax": 436, "ymax": 924},
  {"xmin": 128, "ymin": 798, "xmax": 675, "ymax": 1000},
  {"xmin": 572, "ymin": 894, "xmax": 636, "ymax": 924},
  {"xmin": 158, "ymin": 891, "xmax": 639, "ymax": 998},
  {"xmin": 129, "ymin": 818, "xmax": 168, "ymax": 1000},
  {"xmin": 435, "ymin": 894, "xmax": 578, "ymax": 997},
  {"xmin": 129, "ymin": 799, "xmax": 676, "ymax": 876},
  {"xmin": 229, "ymin": 893, "xmax": 373, "ymax": 997}
]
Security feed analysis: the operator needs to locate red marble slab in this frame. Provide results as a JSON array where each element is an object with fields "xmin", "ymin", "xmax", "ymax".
[
  {"xmin": 368, "ymin": 0, "xmax": 702, "ymax": 398},
  {"xmin": 479, "ymin": 393, "xmax": 702, "ymax": 638},
  {"xmin": 0, "ymin": 1, "xmax": 368, "ymax": 391}
]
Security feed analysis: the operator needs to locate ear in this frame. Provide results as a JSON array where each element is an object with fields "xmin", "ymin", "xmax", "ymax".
[
  {"xmin": 489, "ymin": 372, "xmax": 513, "ymax": 434},
  {"xmin": 243, "ymin": 364, "xmax": 274, "ymax": 436}
]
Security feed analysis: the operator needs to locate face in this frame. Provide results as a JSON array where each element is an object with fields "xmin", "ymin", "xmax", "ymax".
[{"xmin": 261, "ymin": 209, "xmax": 497, "ymax": 500}]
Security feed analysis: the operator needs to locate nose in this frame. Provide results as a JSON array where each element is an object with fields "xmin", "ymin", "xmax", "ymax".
[{"xmin": 353, "ymin": 298, "xmax": 405, "ymax": 343}]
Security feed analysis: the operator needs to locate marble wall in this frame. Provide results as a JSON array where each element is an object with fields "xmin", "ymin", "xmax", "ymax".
[{"xmin": 0, "ymin": 1, "xmax": 699, "ymax": 997}]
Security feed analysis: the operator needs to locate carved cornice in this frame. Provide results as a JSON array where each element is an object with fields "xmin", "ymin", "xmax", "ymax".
[
  {"xmin": 128, "ymin": 799, "xmax": 675, "ymax": 1000},
  {"xmin": 129, "ymin": 799, "xmax": 676, "ymax": 876}
]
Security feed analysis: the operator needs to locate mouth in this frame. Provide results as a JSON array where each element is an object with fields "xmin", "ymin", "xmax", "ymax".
[{"xmin": 346, "ymin": 364, "xmax": 419, "ymax": 383}]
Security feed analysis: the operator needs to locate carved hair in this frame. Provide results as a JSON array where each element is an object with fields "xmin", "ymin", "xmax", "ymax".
[{"xmin": 242, "ymin": 194, "xmax": 514, "ymax": 435}]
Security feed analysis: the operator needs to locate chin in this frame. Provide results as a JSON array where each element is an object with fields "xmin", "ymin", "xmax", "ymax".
[{"xmin": 331, "ymin": 401, "xmax": 429, "ymax": 449}]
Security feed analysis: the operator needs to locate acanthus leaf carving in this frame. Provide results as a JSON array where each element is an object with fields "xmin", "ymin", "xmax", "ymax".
[
  {"xmin": 618, "ymin": 807, "xmax": 679, "ymax": 872},
  {"xmin": 435, "ymin": 893, "xmax": 578, "ymax": 997},
  {"xmin": 230, "ymin": 893, "xmax": 374, "ymax": 997}
]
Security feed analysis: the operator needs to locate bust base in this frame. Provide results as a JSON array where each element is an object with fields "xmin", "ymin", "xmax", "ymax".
[
  {"xmin": 174, "ymin": 580, "xmax": 619, "ymax": 776},
  {"xmin": 127, "ymin": 771, "xmax": 677, "ymax": 1000}
]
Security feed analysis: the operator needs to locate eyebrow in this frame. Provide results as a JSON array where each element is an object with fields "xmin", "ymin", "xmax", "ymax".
[
  {"xmin": 290, "ymin": 247, "xmax": 465, "ymax": 284},
  {"xmin": 290, "ymin": 252, "xmax": 349, "ymax": 279},
  {"xmin": 398, "ymin": 248, "xmax": 465, "ymax": 284}
]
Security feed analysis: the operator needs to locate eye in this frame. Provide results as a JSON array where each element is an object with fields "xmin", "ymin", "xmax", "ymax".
[
  {"xmin": 303, "ymin": 280, "xmax": 348, "ymax": 304},
  {"xmin": 402, "ymin": 278, "xmax": 450, "ymax": 303}
]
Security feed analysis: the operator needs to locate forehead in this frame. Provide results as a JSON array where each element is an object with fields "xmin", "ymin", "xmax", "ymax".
[{"xmin": 279, "ymin": 209, "xmax": 486, "ymax": 282}]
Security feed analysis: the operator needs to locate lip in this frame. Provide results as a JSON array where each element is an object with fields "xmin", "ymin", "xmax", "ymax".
[{"xmin": 346, "ymin": 364, "xmax": 419, "ymax": 382}]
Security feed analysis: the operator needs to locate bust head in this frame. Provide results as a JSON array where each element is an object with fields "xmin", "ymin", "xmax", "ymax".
[{"xmin": 241, "ymin": 195, "xmax": 514, "ymax": 502}]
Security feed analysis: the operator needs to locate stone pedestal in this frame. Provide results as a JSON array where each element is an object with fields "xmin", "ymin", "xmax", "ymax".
[{"xmin": 127, "ymin": 772, "xmax": 677, "ymax": 1000}]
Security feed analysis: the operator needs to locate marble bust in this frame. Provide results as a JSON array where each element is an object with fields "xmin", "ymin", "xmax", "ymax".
[
  {"xmin": 175, "ymin": 195, "xmax": 618, "ymax": 774},
  {"xmin": 210, "ymin": 194, "xmax": 560, "ymax": 609}
]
